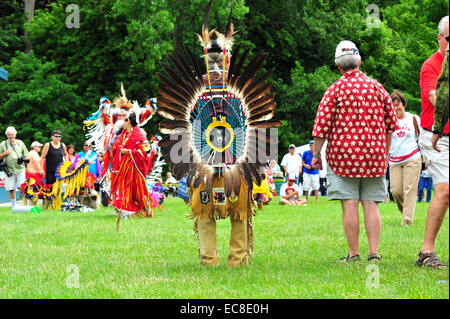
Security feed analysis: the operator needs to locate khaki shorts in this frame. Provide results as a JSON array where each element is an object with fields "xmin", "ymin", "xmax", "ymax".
[
  {"xmin": 303, "ymin": 173, "xmax": 320, "ymax": 191},
  {"xmin": 4, "ymin": 171, "xmax": 25, "ymax": 191},
  {"xmin": 327, "ymin": 168, "xmax": 386, "ymax": 202},
  {"xmin": 418, "ymin": 129, "xmax": 449, "ymax": 185}
]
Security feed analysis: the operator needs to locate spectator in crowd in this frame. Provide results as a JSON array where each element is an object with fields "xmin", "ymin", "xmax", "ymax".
[
  {"xmin": 319, "ymin": 170, "xmax": 327, "ymax": 196},
  {"xmin": 269, "ymin": 159, "xmax": 283, "ymax": 177},
  {"xmin": 26, "ymin": 141, "xmax": 44, "ymax": 186},
  {"xmin": 66, "ymin": 144, "xmax": 76, "ymax": 164},
  {"xmin": 40, "ymin": 130, "xmax": 68, "ymax": 185},
  {"xmin": 302, "ymin": 140, "xmax": 320, "ymax": 203},
  {"xmin": 75, "ymin": 141, "xmax": 101, "ymax": 179},
  {"xmin": 177, "ymin": 175, "xmax": 189, "ymax": 205},
  {"xmin": 166, "ymin": 172, "xmax": 177, "ymax": 184},
  {"xmin": 97, "ymin": 152, "xmax": 104, "ymax": 174},
  {"xmin": 279, "ymin": 174, "xmax": 307, "ymax": 206},
  {"xmin": 311, "ymin": 40, "xmax": 398, "ymax": 263},
  {"xmin": 264, "ymin": 166, "xmax": 276, "ymax": 196},
  {"xmin": 418, "ymin": 161, "xmax": 433, "ymax": 203},
  {"xmin": 165, "ymin": 172, "xmax": 178, "ymax": 197},
  {"xmin": 0, "ymin": 127, "xmax": 29, "ymax": 207},
  {"xmin": 281, "ymin": 144, "xmax": 303, "ymax": 186},
  {"xmin": 388, "ymin": 90, "xmax": 422, "ymax": 226},
  {"xmin": 416, "ymin": 16, "xmax": 449, "ymax": 269},
  {"xmin": 152, "ymin": 178, "xmax": 164, "ymax": 193},
  {"xmin": 384, "ymin": 164, "xmax": 395, "ymax": 202}
]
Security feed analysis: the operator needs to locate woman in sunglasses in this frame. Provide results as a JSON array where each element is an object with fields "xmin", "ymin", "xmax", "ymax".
[
  {"xmin": 40, "ymin": 130, "xmax": 68, "ymax": 185},
  {"xmin": 110, "ymin": 111, "xmax": 152, "ymax": 219}
]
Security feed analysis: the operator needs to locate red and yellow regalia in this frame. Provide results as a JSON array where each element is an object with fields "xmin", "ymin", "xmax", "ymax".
[{"xmin": 110, "ymin": 126, "xmax": 152, "ymax": 215}]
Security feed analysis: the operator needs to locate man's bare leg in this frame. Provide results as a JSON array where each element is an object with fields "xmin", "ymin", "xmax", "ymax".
[
  {"xmin": 341, "ymin": 199, "xmax": 360, "ymax": 257},
  {"xmin": 421, "ymin": 182, "xmax": 449, "ymax": 254},
  {"xmin": 361, "ymin": 200, "xmax": 382, "ymax": 256}
]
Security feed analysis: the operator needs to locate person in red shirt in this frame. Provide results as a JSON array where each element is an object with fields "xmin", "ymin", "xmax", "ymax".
[
  {"xmin": 311, "ymin": 40, "xmax": 399, "ymax": 263},
  {"xmin": 416, "ymin": 16, "xmax": 449, "ymax": 270}
]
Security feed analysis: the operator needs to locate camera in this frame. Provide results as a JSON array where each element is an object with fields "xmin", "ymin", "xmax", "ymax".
[
  {"xmin": 0, "ymin": 160, "xmax": 12, "ymax": 177},
  {"xmin": 17, "ymin": 156, "xmax": 30, "ymax": 165}
]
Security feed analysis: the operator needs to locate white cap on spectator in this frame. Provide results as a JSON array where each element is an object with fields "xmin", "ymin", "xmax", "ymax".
[
  {"xmin": 31, "ymin": 141, "xmax": 43, "ymax": 148},
  {"xmin": 335, "ymin": 40, "xmax": 360, "ymax": 60}
]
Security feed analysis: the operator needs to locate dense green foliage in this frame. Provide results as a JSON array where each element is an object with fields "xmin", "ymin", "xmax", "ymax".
[
  {"xmin": 0, "ymin": 0, "xmax": 448, "ymax": 156},
  {"xmin": 0, "ymin": 197, "xmax": 448, "ymax": 298}
]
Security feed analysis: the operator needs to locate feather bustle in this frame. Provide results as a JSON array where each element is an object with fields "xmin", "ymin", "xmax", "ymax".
[
  {"xmin": 235, "ymin": 52, "xmax": 268, "ymax": 91},
  {"xmin": 238, "ymin": 162, "xmax": 253, "ymax": 191},
  {"xmin": 160, "ymin": 62, "xmax": 196, "ymax": 100},
  {"xmin": 248, "ymin": 102, "xmax": 276, "ymax": 119},
  {"xmin": 186, "ymin": 162, "xmax": 200, "ymax": 189},
  {"xmin": 184, "ymin": 45, "xmax": 203, "ymax": 81},
  {"xmin": 248, "ymin": 119, "xmax": 283, "ymax": 129},
  {"xmin": 245, "ymin": 83, "xmax": 273, "ymax": 106},
  {"xmin": 243, "ymin": 68, "xmax": 274, "ymax": 98},
  {"xmin": 168, "ymin": 54, "xmax": 202, "ymax": 93},
  {"xmin": 230, "ymin": 165, "xmax": 241, "ymax": 196},
  {"xmin": 157, "ymin": 88, "xmax": 191, "ymax": 111}
]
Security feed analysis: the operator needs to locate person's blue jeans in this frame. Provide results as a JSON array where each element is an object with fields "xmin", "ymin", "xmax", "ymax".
[{"xmin": 418, "ymin": 176, "xmax": 433, "ymax": 202}]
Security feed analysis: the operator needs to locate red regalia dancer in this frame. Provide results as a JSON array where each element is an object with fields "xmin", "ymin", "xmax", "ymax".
[
  {"xmin": 83, "ymin": 82, "xmax": 157, "ymax": 209},
  {"xmin": 110, "ymin": 110, "xmax": 153, "ymax": 224}
]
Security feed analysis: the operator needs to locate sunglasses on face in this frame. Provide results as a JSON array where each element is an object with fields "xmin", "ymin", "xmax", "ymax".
[
  {"xmin": 53, "ymin": 135, "xmax": 61, "ymax": 138},
  {"xmin": 84, "ymin": 144, "xmax": 90, "ymax": 147}
]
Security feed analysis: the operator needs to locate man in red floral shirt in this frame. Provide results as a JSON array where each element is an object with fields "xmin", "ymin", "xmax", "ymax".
[{"xmin": 311, "ymin": 40, "xmax": 399, "ymax": 263}]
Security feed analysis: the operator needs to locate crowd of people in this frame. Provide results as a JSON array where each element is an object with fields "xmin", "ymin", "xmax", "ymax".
[
  {"xmin": 0, "ymin": 14, "xmax": 447, "ymax": 270},
  {"xmin": 0, "ymin": 128, "xmax": 103, "ymax": 207}
]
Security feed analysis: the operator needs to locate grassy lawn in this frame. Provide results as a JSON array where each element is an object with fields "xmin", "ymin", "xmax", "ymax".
[{"xmin": 0, "ymin": 196, "xmax": 448, "ymax": 299}]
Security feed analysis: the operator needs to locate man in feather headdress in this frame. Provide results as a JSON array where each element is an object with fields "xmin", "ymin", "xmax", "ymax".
[
  {"xmin": 157, "ymin": 0, "xmax": 282, "ymax": 267},
  {"xmin": 192, "ymin": 36, "xmax": 252, "ymax": 267}
]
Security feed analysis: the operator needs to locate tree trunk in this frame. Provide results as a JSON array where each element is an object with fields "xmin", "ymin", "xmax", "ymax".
[{"xmin": 24, "ymin": 0, "xmax": 36, "ymax": 54}]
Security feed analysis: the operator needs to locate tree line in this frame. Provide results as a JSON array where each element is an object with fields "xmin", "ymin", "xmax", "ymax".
[{"xmin": 0, "ymin": 0, "xmax": 448, "ymax": 159}]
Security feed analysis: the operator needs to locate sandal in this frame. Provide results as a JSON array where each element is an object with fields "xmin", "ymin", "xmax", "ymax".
[
  {"xmin": 339, "ymin": 254, "xmax": 360, "ymax": 263},
  {"xmin": 368, "ymin": 253, "xmax": 382, "ymax": 262},
  {"xmin": 415, "ymin": 252, "xmax": 447, "ymax": 269}
]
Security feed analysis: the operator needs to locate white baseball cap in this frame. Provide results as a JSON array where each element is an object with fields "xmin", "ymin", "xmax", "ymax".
[
  {"xmin": 287, "ymin": 174, "xmax": 296, "ymax": 181},
  {"xmin": 335, "ymin": 40, "xmax": 360, "ymax": 60},
  {"xmin": 31, "ymin": 141, "xmax": 43, "ymax": 148}
]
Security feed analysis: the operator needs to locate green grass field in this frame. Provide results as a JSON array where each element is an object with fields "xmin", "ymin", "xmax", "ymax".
[{"xmin": 0, "ymin": 196, "xmax": 448, "ymax": 299}]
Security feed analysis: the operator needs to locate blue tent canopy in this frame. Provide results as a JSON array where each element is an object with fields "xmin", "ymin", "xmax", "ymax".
[{"xmin": 0, "ymin": 67, "xmax": 8, "ymax": 81}]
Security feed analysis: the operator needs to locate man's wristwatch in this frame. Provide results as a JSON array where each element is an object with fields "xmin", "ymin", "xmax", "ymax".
[{"xmin": 313, "ymin": 153, "xmax": 321, "ymax": 158}]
